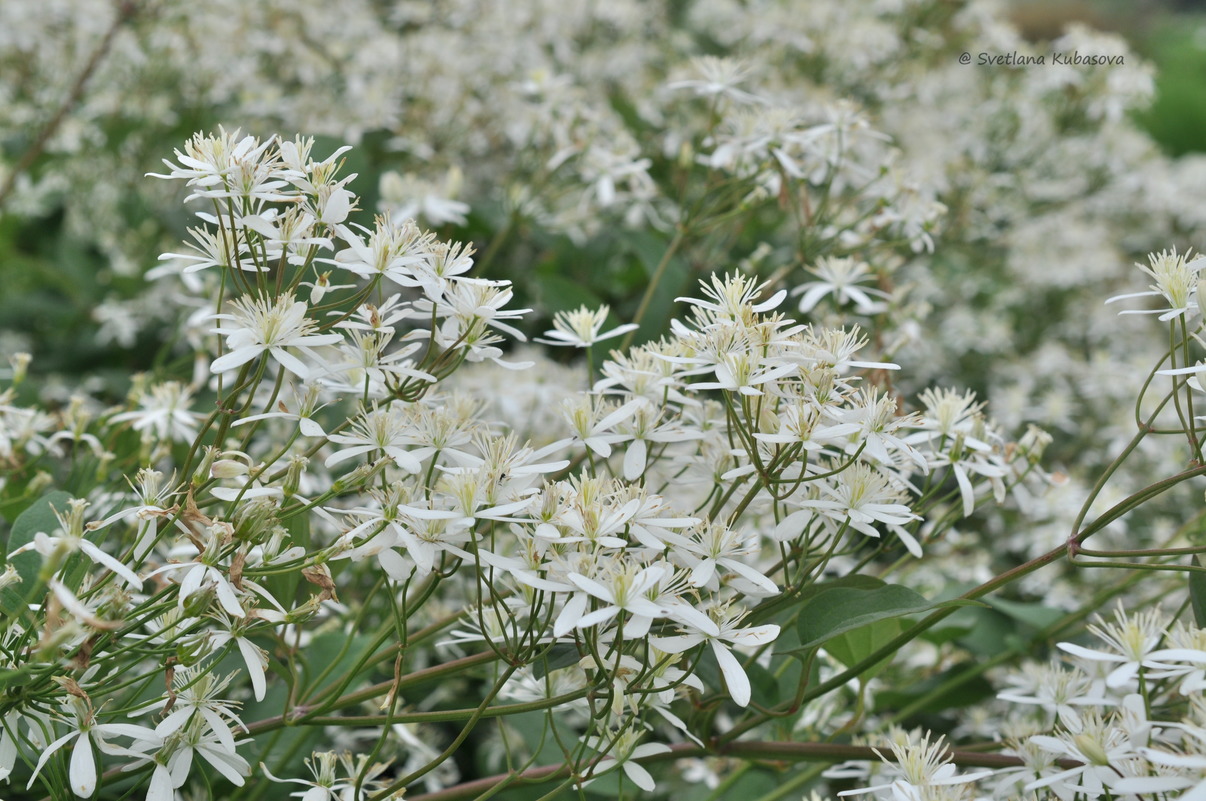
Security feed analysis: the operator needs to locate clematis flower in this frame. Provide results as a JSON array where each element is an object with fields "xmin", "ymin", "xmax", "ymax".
[
  {"xmin": 209, "ymin": 293, "xmax": 342, "ymax": 380},
  {"xmin": 554, "ymin": 564, "xmax": 671, "ymax": 639},
  {"xmin": 535, "ymin": 304, "xmax": 637, "ymax": 348},
  {"xmin": 652, "ymin": 606, "xmax": 779, "ymax": 707},
  {"xmin": 26, "ymin": 698, "xmax": 161, "ymax": 798},
  {"xmin": 793, "ymin": 256, "xmax": 890, "ymax": 314},
  {"xmin": 1057, "ymin": 604, "xmax": 1168, "ymax": 690},
  {"xmin": 837, "ymin": 730, "xmax": 993, "ymax": 799},
  {"xmin": 9, "ymin": 498, "xmax": 142, "ymax": 589},
  {"xmin": 582, "ymin": 730, "xmax": 672, "ymax": 793},
  {"xmin": 110, "ymin": 381, "xmax": 204, "ymax": 443}
]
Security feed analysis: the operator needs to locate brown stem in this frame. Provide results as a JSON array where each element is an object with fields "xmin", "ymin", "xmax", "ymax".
[{"xmin": 407, "ymin": 740, "xmax": 1081, "ymax": 801}]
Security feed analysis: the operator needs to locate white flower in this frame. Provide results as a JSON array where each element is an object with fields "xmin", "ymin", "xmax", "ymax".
[
  {"xmin": 677, "ymin": 272, "xmax": 787, "ymax": 321},
  {"xmin": 1057, "ymin": 604, "xmax": 1168, "ymax": 690},
  {"xmin": 144, "ymin": 524, "xmax": 246, "ymax": 617},
  {"xmin": 149, "ymin": 716, "xmax": 251, "ymax": 794},
  {"xmin": 209, "ymin": 293, "xmax": 342, "ymax": 380},
  {"xmin": 150, "ymin": 670, "xmax": 247, "ymax": 751},
  {"xmin": 156, "ymin": 226, "xmax": 248, "ymax": 274},
  {"xmin": 836, "ymin": 730, "xmax": 993, "ymax": 800},
  {"xmin": 148, "ymin": 128, "xmax": 282, "ymax": 202},
  {"xmin": 556, "ymin": 395, "xmax": 643, "ymax": 458},
  {"xmin": 8, "ymin": 499, "xmax": 143, "ymax": 589},
  {"xmin": 26, "ymin": 698, "xmax": 161, "ymax": 797},
  {"xmin": 666, "ymin": 56, "xmax": 764, "ymax": 104},
  {"xmin": 553, "ymin": 564, "xmax": 671, "ymax": 639},
  {"xmin": 996, "ymin": 663, "xmax": 1107, "ymax": 729},
  {"xmin": 1106, "ymin": 247, "xmax": 1205, "ymax": 322},
  {"xmin": 652, "ymin": 606, "xmax": 779, "ymax": 707},
  {"xmin": 379, "ymin": 167, "xmax": 470, "ymax": 227},
  {"xmin": 324, "ymin": 404, "xmax": 426, "ymax": 473},
  {"xmin": 535, "ymin": 304, "xmax": 637, "ymax": 348},
  {"xmin": 262, "ymin": 751, "xmax": 344, "ymax": 801},
  {"xmin": 775, "ymin": 463, "xmax": 922, "ymax": 556},
  {"xmin": 678, "ymin": 521, "xmax": 778, "ymax": 596},
  {"xmin": 582, "ymin": 730, "xmax": 672, "ymax": 793},
  {"xmin": 206, "ymin": 615, "xmax": 271, "ymax": 702},
  {"xmin": 332, "ymin": 215, "xmax": 434, "ymax": 286},
  {"xmin": 1026, "ymin": 706, "xmax": 1145, "ymax": 797},
  {"xmin": 232, "ymin": 384, "xmax": 328, "ymax": 438},
  {"xmin": 793, "ymin": 257, "xmax": 890, "ymax": 314},
  {"xmin": 110, "ymin": 381, "xmax": 204, "ymax": 443}
]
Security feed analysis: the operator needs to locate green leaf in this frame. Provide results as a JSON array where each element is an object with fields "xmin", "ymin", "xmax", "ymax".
[
  {"xmin": 823, "ymin": 618, "xmax": 905, "ymax": 681},
  {"xmin": 533, "ymin": 643, "xmax": 582, "ymax": 680},
  {"xmin": 1191, "ymin": 556, "xmax": 1206, "ymax": 628},
  {"xmin": 794, "ymin": 577, "xmax": 981, "ymax": 651},
  {"xmin": 267, "ymin": 513, "xmax": 310, "ymax": 605},
  {"xmin": 537, "ymin": 273, "xmax": 606, "ymax": 316},
  {"xmin": 745, "ymin": 659, "xmax": 781, "ymax": 708},
  {"xmin": 0, "ymin": 490, "xmax": 72, "ymax": 616},
  {"xmin": 875, "ymin": 662, "xmax": 996, "ymax": 714},
  {"xmin": 986, "ymin": 597, "xmax": 1065, "ymax": 630},
  {"xmin": 950, "ymin": 607, "xmax": 1018, "ymax": 658}
]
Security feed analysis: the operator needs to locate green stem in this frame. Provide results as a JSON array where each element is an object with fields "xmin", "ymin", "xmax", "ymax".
[{"xmin": 619, "ymin": 225, "xmax": 687, "ymax": 351}]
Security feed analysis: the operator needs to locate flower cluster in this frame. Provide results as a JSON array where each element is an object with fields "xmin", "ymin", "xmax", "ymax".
[{"xmin": 0, "ymin": 128, "xmax": 1051, "ymax": 799}]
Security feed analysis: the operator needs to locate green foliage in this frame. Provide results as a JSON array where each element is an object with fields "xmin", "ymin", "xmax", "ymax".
[
  {"xmin": 0, "ymin": 489, "xmax": 71, "ymax": 616},
  {"xmin": 792, "ymin": 576, "xmax": 980, "ymax": 652},
  {"xmin": 1137, "ymin": 16, "xmax": 1206, "ymax": 156}
]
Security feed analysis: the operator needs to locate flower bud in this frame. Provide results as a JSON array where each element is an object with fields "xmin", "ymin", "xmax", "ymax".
[
  {"xmin": 175, "ymin": 635, "xmax": 207, "ymax": 667},
  {"xmin": 28, "ymin": 471, "xmax": 54, "ymax": 495},
  {"xmin": 283, "ymin": 454, "xmax": 309, "ymax": 498},
  {"xmin": 192, "ymin": 446, "xmax": 218, "ymax": 487},
  {"xmin": 8, "ymin": 352, "xmax": 30, "ymax": 385},
  {"xmin": 677, "ymin": 140, "xmax": 694, "ymax": 170},
  {"xmin": 285, "ymin": 594, "xmax": 324, "ymax": 625},
  {"xmin": 309, "ymin": 271, "xmax": 332, "ymax": 304},
  {"xmin": 211, "ymin": 459, "xmax": 250, "ymax": 479},
  {"xmin": 1017, "ymin": 424, "xmax": 1053, "ymax": 464},
  {"xmin": 182, "ymin": 584, "xmax": 217, "ymax": 618},
  {"xmin": 0, "ymin": 563, "xmax": 21, "ymax": 590},
  {"xmin": 1072, "ymin": 733, "xmax": 1111, "ymax": 766}
]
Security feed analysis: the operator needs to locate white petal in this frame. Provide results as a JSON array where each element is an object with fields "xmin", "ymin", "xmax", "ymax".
[
  {"xmin": 690, "ymin": 558, "xmax": 716, "ymax": 588},
  {"xmin": 298, "ymin": 417, "xmax": 326, "ymax": 437},
  {"xmin": 712, "ymin": 639, "xmax": 751, "ymax": 706},
  {"xmin": 1057, "ymin": 642, "xmax": 1124, "ymax": 663},
  {"xmin": 771, "ymin": 509, "xmax": 814, "ymax": 542},
  {"xmin": 576, "ymin": 606, "xmax": 621, "ymax": 630},
  {"xmin": 725, "ymin": 624, "xmax": 780, "ymax": 646},
  {"xmin": 148, "ymin": 763, "xmax": 176, "ymax": 801},
  {"xmin": 70, "ymin": 734, "xmax": 97, "ymax": 797},
  {"xmin": 623, "ymin": 440, "xmax": 648, "ymax": 481},
  {"xmin": 215, "ymin": 578, "xmax": 246, "ymax": 616},
  {"xmin": 237, "ymin": 638, "xmax": 268, "ymax": 701},
  {"xmin": 622, "ymin": 761, "xmax": 656, "ymax": 792},
  {"xmin": 79, "ymin": 540, "xmax": 143, "ymax": 589},
  {"xmin": 953, "ymin": 464, "xmax": 975, "ymax": 518},
  {"xmin": 197, "ymin": 743, "xmax": 249, "ymax": 785},
  {"xmin": 378, "ymin": 548, "xmax": 415, "ymax": 581},
  {"xmin": 553, "ymin": 593, "xmax": 588, "ymax": 638},
  {"xmin": 269, "ymin": 347, "xmax": 311, "ymax": 379},
  {"xmin": 27, "ymin": 732, "xmax": 78, "ymax": 789},
  {"xmin": 566, "ymin": 573, "xmax": 615, "ymax": 603},
  {"xmin": 210, "ymin": 346, "xmax": 263, "ymax": 375},
  {"xmin": 324, "ymin": 444, "xmax": 376, "ymax": 467}
]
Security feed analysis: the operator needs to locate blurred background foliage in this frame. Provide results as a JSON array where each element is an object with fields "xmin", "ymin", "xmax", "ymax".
[{"xmin": 2, "ymin": 0, "xmax": 1205, "ymax": 393}]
